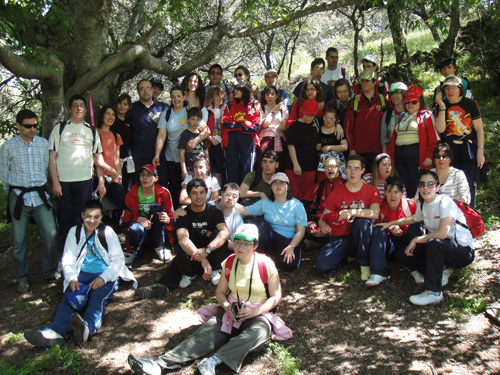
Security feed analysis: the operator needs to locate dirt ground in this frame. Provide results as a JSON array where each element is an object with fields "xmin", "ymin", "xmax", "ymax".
[{"xmin": 1, "ymin": 227, "xmax": 499, "ymax": 375}]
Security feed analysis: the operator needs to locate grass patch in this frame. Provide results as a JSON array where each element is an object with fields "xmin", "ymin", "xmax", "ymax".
[
  {"xmin": 331, "ymin": 269, "xmax": 360, "ymax": 283},
  {"xmin": 13, "ymin": 298, "xmax": 44, "ymax": 313},
  {"xmin": 0, "ymin": 345, "xmax": 85, "ymax": 374},
  {"xmin": 448, "ymin": 293, "xmax": 490, "ymax": 320},
  {"xmin": 267, "ymin": 341, "xmax": 302, "ymax": 375},
  {"xmin": 179, "ymin": 298, "xmax": 195, "ymax": 309},
  {"xmin": 4, "ymin": 332, "xmax": 24, "ymax": 345}
]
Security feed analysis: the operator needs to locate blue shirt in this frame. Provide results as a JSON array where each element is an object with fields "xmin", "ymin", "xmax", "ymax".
[
  {"xmin": 246, "ymin": 198, "xmax": 307, "ymax": 238},
  {"xmin": 81, "ymin": 234, "xmax": 108, "ymax": 274},
  {"xmin": 127, "ymin": 100, "xmax": 169, "ymax": 160},
  {"xmin": 0, "ymin": 135, "xmax": 49, "ymax": 207}
]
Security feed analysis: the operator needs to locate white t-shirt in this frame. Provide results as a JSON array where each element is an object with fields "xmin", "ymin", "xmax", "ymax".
[
  {"xmin": 321, "ymin": 66, "xmax": 352, "ymax": 86},
  {"xmin": 413, "ymin": 194, "xmax": 473, "ymax": 248},
  {"xmin": 48, "ymin": 121, "xmax": 102, "ymax": 182},
  {"xmin": 182, "ymin": 175, "xmax": 220, "ymax": 203},
  {"xmin": 158, "ymin": 107, "xmax": 188, "ymax": 162}
]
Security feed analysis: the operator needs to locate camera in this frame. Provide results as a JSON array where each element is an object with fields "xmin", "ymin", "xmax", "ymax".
[{"xmin": 231, "ymin": 302, "xmax": 245, "ymax": 320}]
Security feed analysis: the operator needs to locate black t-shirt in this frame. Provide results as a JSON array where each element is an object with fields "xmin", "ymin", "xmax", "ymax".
[
  {"xmin": 285, "ymin": 120, "xmax": 319, "ymax": 171},
  {"xmin": 319, "ymin": 127, "xmax": 343, "ymax": 147},
  {"xmin": 441, "ymin": 97, "xmax": 481, "ymax": 137},
  {"xmin": 178, "ymin": 129, "xmax": 207, "ymax": 171},
  {"xmin": 176, "ymin": 204, "xmax": 225, "ymax": 248},
  {"xmin": 113, "ymin": 117, "xmax": 132, "ymax": 158}
]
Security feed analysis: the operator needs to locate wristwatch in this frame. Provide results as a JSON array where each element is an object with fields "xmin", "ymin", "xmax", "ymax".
[{"xmin": 205, "ymin": 247, "xmax": 212, "ymax": 254}]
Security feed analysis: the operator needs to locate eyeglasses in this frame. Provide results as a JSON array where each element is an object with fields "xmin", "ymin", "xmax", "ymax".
[
  {"xmin": 84, "ymin": 215, "xmax": 102, "ymax": 222},
  {"xmin": 323, "ymin": 117, "xmax": 336, "ymax": 122},
  {"xmin": 434, "ymin": 154, "xmax": 450, "ymax": 160},
  {"xmin": 235, "ymin": 72, "xmax": 245, "ymax": 78},
  {"xmin": 21, "ymin": 124, "xmax": 38, "ymax": 129},
  {"xmin": 223, "ymin": 192, "xmax": 239, "ymax": 200},
  {"xmin": 138, "ymin": 87, "xmax": 152, "ymax": 91},
  {"xmin": 325, "ymin": 165, "xmax": 339, "ymax": 170},
  {"xmin": 418, "ymin": 181, "xmax": 438, "ymax": 188},
  {"xmin": 346, "ymin": 166, "xmax": 362, "ymax": 172},
  {"xmin": 71, "ymin": 104, "xmax": 86, "ymax": 109},
  {"xmin": 405, "ymin": 100, "xmax": 419, "ymax": 105},
  {"xmin": 234, "ymin": 240, "xmax": 254, "ymax": 248},
  {"xmin": 139, "ymin": 172, "xmax": 154, "ymax": 178},
  {"xmin": 209, "ymin": 71, "xmax": 222, "ymax": 75}
]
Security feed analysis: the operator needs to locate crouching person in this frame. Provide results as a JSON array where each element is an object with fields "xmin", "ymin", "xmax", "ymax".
[
  {"xmin": 24, "ymin": 200, "xmax": 137, "ymax": 347},
  {"xmin": 128, "ymin": 224, "xmax": 292, "ymax": 375}
]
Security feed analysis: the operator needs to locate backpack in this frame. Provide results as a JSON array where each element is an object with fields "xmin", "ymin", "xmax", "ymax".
[
  {"xmin": 224, "ymin": 253, "xmax": 271, "ymax": 299},
  {"xmin": 341, "ymin": 67, "xmax": 346, "ymax": 79},
  {"xmin": 75, "ymin": 223, "xmax": 109, "ymax": 254},
  {"xmin": 352, "ymin": 94, "xmax": 386, "ymax": 121},
  {"xmin": 56, "ymin": 120, "xmax": 97, "ymax": 152}
]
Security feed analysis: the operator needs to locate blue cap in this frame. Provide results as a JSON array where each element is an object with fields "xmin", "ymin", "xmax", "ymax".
[{"xmin": 68, "ymin": 284, "xmax": 91, "ymax": 311}]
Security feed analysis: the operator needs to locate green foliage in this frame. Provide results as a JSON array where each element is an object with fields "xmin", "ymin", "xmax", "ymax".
[
  {"xmin": 13, "ymin": 299, "xmax": 43, "ymax": 313},
  {"xmin": 4, "ymin": 332, "xmax": 24, "ymax": 345},
  {"xmin": 0, "ymin": 345, "xmax": 85, "ymax": 374},
  {"xmin": 448, "ymin": 293, "xmax": 490, "ymax": 320},
  {"xmin": 331, "ymin": 269, "xmax": 360, "ymax": 283},
  {"xmin": 179, "ymin": 298, "xmax": 195, "ymax": 308},
  {"xmin": 267, "ymin": 341, "xmax": 303, "ymax": 375}
]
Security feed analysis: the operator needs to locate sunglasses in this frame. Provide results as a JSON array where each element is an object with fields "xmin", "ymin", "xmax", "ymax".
[
  {"xmin": 434, "ymin": 154, "xmax": 450, "ymax": 160},
  {"xmin": 405, "ymin": 100, "xmax": 419, "ymax": 105},
  {"xmin": 21, "ymin": 124, "xmax": 38, "ymax": 129},
  {"xmin": 418, "ymin": 181, "xmax": 438, "ymax": 188},
  {"xmin": 209, "ymin": 71, "xmax": 222, "ymax": 75}
]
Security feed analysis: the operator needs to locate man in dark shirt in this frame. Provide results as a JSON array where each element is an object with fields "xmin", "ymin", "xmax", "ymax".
[{"xmin": 292, "ymin": 58, "xmax": 334, "ymax": 105}]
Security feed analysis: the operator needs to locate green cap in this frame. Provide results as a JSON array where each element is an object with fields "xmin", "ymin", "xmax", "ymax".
[{"xmin": 360, "ymin": 69, "xmax": 377, "ymax": 80}]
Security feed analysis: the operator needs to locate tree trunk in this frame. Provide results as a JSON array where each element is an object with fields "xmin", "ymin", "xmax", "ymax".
[
  {"xmin": 413, "ymin": 7, "xmax": 440, "ymax": 42},
  {"xmin": 439, "ymin": 0, "xmax": 460, "ymax": 57},
  {"xmin": 387, "ymin": 1, "xmax": 409, "ymax": 65}
]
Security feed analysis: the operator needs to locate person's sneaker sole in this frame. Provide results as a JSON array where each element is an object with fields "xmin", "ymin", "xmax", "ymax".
[
  {"xmin": 70, "ymin": 313, "xmax": 89, "ymax": 343},
  {"xmin": 24, "ymin": 330, "xmax": 62, "ymax": 347}
]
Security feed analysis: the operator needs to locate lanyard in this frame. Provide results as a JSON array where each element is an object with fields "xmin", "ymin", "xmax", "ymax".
[{"xmin": 234, "ymin": 254, "xmax": 256, "ymax": 305}]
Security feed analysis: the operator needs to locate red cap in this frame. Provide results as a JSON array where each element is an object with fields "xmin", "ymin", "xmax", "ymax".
[
  {"xmin": 303, "ymin": 99, "xmax": 319, "ymax": 115},
  {"xmin": 403, "ymin": 86, "xmax": 423, "ymax": 103},
  {"xmin": 139, "ymin": 164, "xmax": 157, "ymax": 176}
]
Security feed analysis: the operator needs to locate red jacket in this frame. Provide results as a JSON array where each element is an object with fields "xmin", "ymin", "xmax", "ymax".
[
  {"xmin": 120, "ymin": 182, "xmax": 175, "ymax": 245},
  {"xmin": 387, "ymin": 109, "xmax": 438, "ymax": 169},
  {"xmin": 345, "ymin": 94, "xmax": 385, "ymax": 154},
  {"xmin": 222, "ymin": 100, "xmax": 261, "ymax": 148},
  {"xmin": 303, "ymin": 175, "xmax": 345, "ymax": 222}
]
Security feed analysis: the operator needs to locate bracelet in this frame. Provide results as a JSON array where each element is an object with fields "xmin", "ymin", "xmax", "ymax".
[
  {"xmin": 223, "ymin": 301, "xmax": 231, "ymax": 308},
  {"xmin": 439, "ymin": 108, "xmax": 446, "ymax": 112},
  {"xmin": 290, "ymin": 243, "xmax": 296, "ymax": 248},
  {"xmin": 479, "ymin": 145, "xmax": 485, "ymax": 150}
]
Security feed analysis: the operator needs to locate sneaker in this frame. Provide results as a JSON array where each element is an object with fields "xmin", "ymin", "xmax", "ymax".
[
  {"xmin": 211, "ymin": 270, "xmax": 222, "ymax": 286},
  {"xmin": 118, "ymin": 233, "xmax": 126, "ymax": 243},
  {"xmin": 409, "ymin": 290, "xmax": 443, "ymax": 306},
  {"xmin": 24, "ymin": 329, "xmax": 63, "ymax": 347},
  {"xmin": 198, "ymin": 358, "xmax": 216, "ymax": 375},
  {"xmin": 17, "ymin": 281, "xmax": 30, "ymax": 294},
  {"xmin": 135, "ymin": 284, "xmax": 169, "ymax": 300},
  {"xmin": 124, "ymin": 251, "xmax": 135, "ymax": 265},
  {"xmin": 179, "ymin": 274, "xmax": 197, "ymax": 289},
  {"xmin": 70, "ymin": 313, "xmax": 90, "ymax": 343},
  {"xmin": 411, "ymin": 271, "xmax": 425, "ymax": 285},
  {"xmin": 43, "ymin": 272, "xmax": 61, "ymax": 283},
  {"xmin": 360, "ymin": 266, "xmax": 371, "ymax": 281},
  {"xmin": 155, "ymin": 246, "xmax": 172, "ymax": 262},
  {"xmin": 442, "ymin": 267, "xmax": 454, "ymax": 287},
  {"xmin": 128, "ymin": 354, "xmax": 162, "ymax": 375},
  {"xmin": 365, "ymin": 274, "xmax": 387, "ymax": 287}
]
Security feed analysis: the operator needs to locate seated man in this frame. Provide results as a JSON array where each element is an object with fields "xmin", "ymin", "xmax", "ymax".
[
  {"xmin": 24, "ymin": 200, "xmax": 137, "ymax": 347},
  {"xmin": 302, "ymin": 156, "xmax": 345, "ymax": 239},
  {"xmin": 120, "ymin": 164, "xmax": 174, "ymax": 263},
  {"xmin": 218, "ymin": 182, "xmax": 244, "ymax": 251},
  {"xmin": 316, "ymin": 155, "xmax": 380, "ymax": 280},
  {"xmin": 239, "ymin": 150, "xmax": 279, "ymax": 206},
  {"xmin": 135, "ymin": 178, "xmax": 230, "ymax": 299}
]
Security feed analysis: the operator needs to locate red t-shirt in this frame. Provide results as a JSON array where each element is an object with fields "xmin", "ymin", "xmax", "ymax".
[
  {"xmin": 323, "ymin": 183, "xmax": 380, "ymax": 236},
  {"xmin": 98, "ymin": 130, "xmax": 123, "ymax": 176},
  {"xmin": 378, "ymin": 198, "xmax": 416, "ymax": 233}
]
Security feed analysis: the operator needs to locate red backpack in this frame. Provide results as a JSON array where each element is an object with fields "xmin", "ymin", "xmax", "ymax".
[
  {"xmin": 224, "ymin": 253, "xmax": 271, "ymax": 298},
  {"xmin": 453, "ymin": 200, "xmax": 485, "ymax": 238}
]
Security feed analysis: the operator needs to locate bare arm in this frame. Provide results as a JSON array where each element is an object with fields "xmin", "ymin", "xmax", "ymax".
[
  {"xmin": 177, "ymin": 227, "xmax": 198, "ymax": 257},
  {"xmin": 473, "ymin": 117, "xmax": 485, "ymax": 167},
  {"xmin": 240, "ymin": 182, "xmax": 267, "ymax": 200},
  {"xmin": 179, "ymin": 185, "xmax": 191, "ymax": 205},
  {"xmin": 405, "ymin": 216, "xmax": 453, "ymax": 256},
  {"xmin": 179, "ymin": 149, "xmax": 188, "ymax": 180},
  {"xmin": 435, "ymin": 92, "xmax": 446, "ymax": 133},
  {"xmin": 288, "ymin": 144, "xmax": 301, "ymax": 175},
  {"xmin": 94, "ymin": 153, "xmax": 117, "ymax": 179},
  {"xmin": 153, "ymin": 128, "xmax": 167, "ymax": 166},
  {"xmin": 49, "ymin": 150, "xmax": 62, "ymax": 197},
  {"xmin": 237, "ymin": 271, "xmax": 282, "ymax": 320}
]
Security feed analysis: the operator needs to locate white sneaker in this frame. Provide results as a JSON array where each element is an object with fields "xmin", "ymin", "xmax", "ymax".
[
  {"xmin": 441, "ymin": 267, "xmax": 454, "ymax": 287},
  {"xmin": 118, "ymin": 233, "xmax": 126, "ymax": 243},
  {"xmin": 409, "ymin": 290, "xmax": 443, "ymax": 306},
  {"xmin": 411, "ymin": 270, "xmax": 425, "ymax": 285},
  {"xmin": 155, "ymin": 246, "xmax": 172, "ymax": 262},
  {"xmin": 211, "ymin": 270, "xmax": 222, "ymax": 286},
  {"xmin": 360, "ymin": 266, "xmax": 371, "ymax": 281},
  {"xmin": 365, "ymin": 274, "xmax": 387, "ymax": 287},
  {"xmin": 179, "ymin": 274, "xmax": 197, "ymax": 288},
  {"xmin": 124, "ymin": 251, "xmax": 134, "ymax": 265},
  {"xmin": 198, "ymin": 358, "xmax": 216, "ymax": 375}
]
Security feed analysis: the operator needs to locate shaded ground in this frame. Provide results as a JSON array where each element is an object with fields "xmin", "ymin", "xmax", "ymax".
[{"xmin": 0, "ymin": 227, "xmax": 499, "ymax": 375}]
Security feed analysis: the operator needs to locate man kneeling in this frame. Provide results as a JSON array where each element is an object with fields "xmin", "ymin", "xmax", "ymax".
[{"xmin": 24, "ymin": 200, "xmax": 136, "ymax": 347}]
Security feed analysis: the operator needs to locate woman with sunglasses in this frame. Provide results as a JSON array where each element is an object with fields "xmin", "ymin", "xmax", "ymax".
[
  {"xmin": 127, "ymin": 224, "xmax": 291, "ymax": 375},
  {"xmin": 378, "ymin": 170, "xmax": 474, "ymax": 305},
  {"xmin": 387, "ymin": 85, "xmax": 438, "ymax": 198},
  {"xmin": 234, "ymin": 65, "xmax": 259, "ymax": 99},
  {"xmin": 431, "ymin": 143, "xmax": 470, "ymax": 204}
]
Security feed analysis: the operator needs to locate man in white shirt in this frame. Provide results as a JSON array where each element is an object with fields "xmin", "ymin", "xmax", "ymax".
[{"xmin": 321, "ymin": 47, "xmax": 352, "ymax": 90}]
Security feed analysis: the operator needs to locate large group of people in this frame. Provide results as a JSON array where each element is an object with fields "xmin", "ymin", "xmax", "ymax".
[{"xmin": 0, "ymin": 48, "xmax": 486, "ymax": 375}]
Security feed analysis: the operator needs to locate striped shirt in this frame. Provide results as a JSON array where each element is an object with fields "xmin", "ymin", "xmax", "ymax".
[
  {"xmin": 431, "ymin": 167, "xmax": 471, "ymax": 204},
  {"xmin": 0, "ymin": 135, "xmax": 49, "ymax": 207}
]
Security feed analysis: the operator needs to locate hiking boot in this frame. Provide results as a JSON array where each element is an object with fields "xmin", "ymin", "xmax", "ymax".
[
  {"xmin": 128, "ymin": 354, "xmax": 162, "ymax": 375},
  {"xmin": 198, "ymin": 357, "xmax": 216, "ymax": 375},
  {"xmin": 179, "ymin": 274, "xmax": 197, "ymax": 288},
  {"xmin": 360, "ymin": 266, "xmax": 371, "ymax": 281},
  {"xmin": 409, "ymin": 290, "xmax": 443, "ymax": 306},
  {"xmin": 124, "ymin": 251, "xmax": 135, "ymax": 265},
  {"xmin": 410, "ymin": 271, "xmax": 425, "ymax": 285},
  {"xmin": 24, "ymin": 329, "xmax": 63, "ymax": 347},
  {"xmin": 17, "ymin": 281, "xmax": 30, "ymax": 294},
  {"xmin": 211, "ymin": 270, "xmax": 222, "ymax": 286},
  {"xmin": 135, "ymin": 284, "xmax": 169, "ymax": 300},
  {"xmin": 441, "ymin": 267, "xmax": 454, "ymax": 287},
  {"xmin": 365, "ymin": 274, "xmax": 387, "ymax": 287},
  {"xmin": 155, "ymin": 246, "xmax": 172, "ymax": 262},
  {"xmin": 70, "ymin": 313, "xmax": 90, "ymax": 343}
]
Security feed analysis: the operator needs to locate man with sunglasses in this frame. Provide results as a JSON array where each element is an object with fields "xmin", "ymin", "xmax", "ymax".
[
  {"xmin": 205, "ymin": 63, "xmax": 233, "ymax": 103},
  {"xmin": 1, "ymin": 109, "xmax": 59, "ymax": 293}
]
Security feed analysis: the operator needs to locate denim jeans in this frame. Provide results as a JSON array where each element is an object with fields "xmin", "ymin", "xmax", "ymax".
[{"xmin": 9, "ymin": 191, "xmax": 57, "ymax": 282}]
